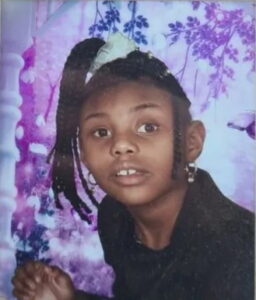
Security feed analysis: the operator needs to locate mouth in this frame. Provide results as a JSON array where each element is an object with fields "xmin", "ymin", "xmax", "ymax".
[{"xmin": 111, "ymin": 167, "xmax": 150, "ymax": 187}]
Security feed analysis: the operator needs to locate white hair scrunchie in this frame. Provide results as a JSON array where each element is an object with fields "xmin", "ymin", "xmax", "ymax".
[{"xmin": 89, "ymin": 32, "xmax": 137, "ymax": 74}]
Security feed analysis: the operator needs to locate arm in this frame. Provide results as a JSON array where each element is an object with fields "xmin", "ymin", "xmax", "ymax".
[{"xmin": 12, "ymin": 262, "xmax": 114, "ymax": 300}]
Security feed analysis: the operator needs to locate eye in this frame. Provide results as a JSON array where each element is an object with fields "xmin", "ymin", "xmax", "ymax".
[
  {"xmin": 93, "ymin": 128, "xmax": 111, "ymax": 138},
  {"xmin": 137, "ymin": 123, "xmax": 159, "ymax": 134}
]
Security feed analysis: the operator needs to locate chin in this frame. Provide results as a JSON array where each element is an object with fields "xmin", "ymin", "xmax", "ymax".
[{"xmin": 108, "ymin": 187, "xmax": 163, "ymax": 208}]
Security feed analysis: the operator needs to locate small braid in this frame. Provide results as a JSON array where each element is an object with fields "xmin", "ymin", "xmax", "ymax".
[
  {"xmin": 73, "ymin": 135, "xmax": 99, "ymax": 209},
  {"xmin": 49, "ymin": 38, "xmax": 104, "ymax": 222},
  {"xmin": 171, "ymin": 99, "xmax": 183, "ymax": 179}
]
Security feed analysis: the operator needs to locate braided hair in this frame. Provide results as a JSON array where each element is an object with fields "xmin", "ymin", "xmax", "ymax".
[{"xmin": 49, "ymin": 37, "xmax": 192, "ymax": 223}]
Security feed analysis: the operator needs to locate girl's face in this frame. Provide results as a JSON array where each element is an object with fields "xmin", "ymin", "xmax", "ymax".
[{"xmin": 80, "ymin": 81, "xmax": 187, "ymax": 207}]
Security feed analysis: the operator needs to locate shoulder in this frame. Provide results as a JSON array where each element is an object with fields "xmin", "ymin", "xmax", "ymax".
[
  {"xmin": 195, "ymin": 169, "xmax": 254, "ymax": 227},
  {"xmin": 191, "ymin": 170, "xmax": 254, "ymax": 298},
  {"xmin": 201, "ymin": 249, "xmax": 254, "ymax": 299},
  {"xmin": 200, "ymin": 213, "xmax": 254, "ymax": 300},
  {"xmin": 194, "ymin": 169, "xmax": 254, "ymax": 255}
]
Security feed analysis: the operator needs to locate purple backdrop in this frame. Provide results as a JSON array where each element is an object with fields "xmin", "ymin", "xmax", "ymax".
[{"xmin": 3, "ymin": 0, "xmax": 255, "ymax": 296}]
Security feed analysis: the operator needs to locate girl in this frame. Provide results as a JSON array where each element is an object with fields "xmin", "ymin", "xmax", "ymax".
[{"xmin": 12, "ymin": 33, "xmax": 254, "ymax": 300}]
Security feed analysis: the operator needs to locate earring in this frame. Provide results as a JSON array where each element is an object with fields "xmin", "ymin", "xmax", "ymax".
[
  {"xmin": 88, "ymin": 172, "xmax": 97, "ymax": 192},
  {"xmin": 185, "ymin": 162, "xmax": 197, "ymax": 183},
  {"xmin": 164, "ymin": 69, "xmax": 171, "ymax": 76},
  {"xmin": 88, "ymin": 172, "xmax": 97, "ymax": 186},
  {"xmin": 147, "ymin": 51, "xmax": 153, "ymax": 59},
  {"xmin": 76, "ymin": 127, "xmax": 80, "ymax": 138}
]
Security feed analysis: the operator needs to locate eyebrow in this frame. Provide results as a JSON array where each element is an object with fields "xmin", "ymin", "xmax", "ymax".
[
  {"xmin": 83, "ymin": 102, "xmax": 161, "ymax": 122},
  {"xmin": 130, "ymin": 102, "xmax": 161, "ymax": 112},
  {"xmin": 83, "ymin": 112, "xmax": 108, "ymax": 122}
]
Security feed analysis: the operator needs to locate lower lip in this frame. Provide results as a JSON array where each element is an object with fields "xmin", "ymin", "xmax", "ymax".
[{"xmin": 112, "ymin": 173, "xmax": 150, "ymax": 187}]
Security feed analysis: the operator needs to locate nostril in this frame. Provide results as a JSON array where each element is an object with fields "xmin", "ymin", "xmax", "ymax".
[
  {"xmin": 114, "ymin": 150, "xmax": 121, "ymax": 155},
  {"xmin": 111, "ymin": 139, "xmax": 138, "ymax": 157},
  {"xmin": 114, "ymin": 148, "xmax": 134, "ymax": 156}
]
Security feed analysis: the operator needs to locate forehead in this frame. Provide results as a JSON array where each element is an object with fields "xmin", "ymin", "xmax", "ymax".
[{"xmin": 82, "ymin": 81, "xmax": 173, "ymax": 113}]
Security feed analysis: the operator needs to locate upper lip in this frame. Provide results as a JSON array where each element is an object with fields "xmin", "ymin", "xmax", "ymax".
[{"xmin": 111, "ymin": 162, "xmax": 149, "ymax": 176}]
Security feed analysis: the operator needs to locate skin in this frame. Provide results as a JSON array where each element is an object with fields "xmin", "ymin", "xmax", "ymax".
[
  {"xmin": 12, "ymin": 80, "xmax": 205, "ymax": 299},
  {"xmin": 12, "ymin": 261, "xmax": 76, "ymax": 300}
]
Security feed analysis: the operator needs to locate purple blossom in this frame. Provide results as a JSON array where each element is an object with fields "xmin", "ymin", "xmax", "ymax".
[
  {"xmin": 227, "ymin": 112, "xmax": 256, "ymax": 139},
  {"xmin": 192, "ymin": 1, "xmax": 200, "ymax": 11},
  {"xmin": 166, "ymin": 1, "xmax": 255, "ymax": 99}
]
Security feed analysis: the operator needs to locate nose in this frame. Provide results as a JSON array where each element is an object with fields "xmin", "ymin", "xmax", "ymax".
[{"xmin": 110, "ymin": 135, "xmax": 139, "ymax": 157}]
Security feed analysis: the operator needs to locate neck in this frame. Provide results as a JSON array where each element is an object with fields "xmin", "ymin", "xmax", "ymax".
[{"xmin": 127, "ymin": 182, "xmax": 188, "ymax": 250}]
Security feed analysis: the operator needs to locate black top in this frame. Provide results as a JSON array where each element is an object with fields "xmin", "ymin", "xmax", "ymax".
[{"xmin": 75, "ymin": 169, "xmax": 254, "ymax": 300}]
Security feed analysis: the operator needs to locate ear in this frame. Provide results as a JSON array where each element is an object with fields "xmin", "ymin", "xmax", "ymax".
[{"xmin": 185, "ymin": 120, "xmax": 206, "ymax": 162}]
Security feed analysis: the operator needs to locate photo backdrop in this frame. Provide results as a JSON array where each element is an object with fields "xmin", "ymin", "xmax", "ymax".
[{"xmin": 1, "ymin": 0, "xmax": 255, "ymax": 297}]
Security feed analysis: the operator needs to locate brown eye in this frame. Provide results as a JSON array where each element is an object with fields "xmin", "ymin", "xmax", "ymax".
[
  {"xmin": 93, "ymin": 128, "xmax": 111, "ymax": 138},
  {"xmin": 138, "ymin": 123, "xmax": 159, "ymax": 133}
]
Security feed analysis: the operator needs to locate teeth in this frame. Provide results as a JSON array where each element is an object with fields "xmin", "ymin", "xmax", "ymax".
[
  {"xmin": 128, "ymin": 169, "xmax": 136, "ymax": 175},
  {"xmin": 118, "ymin": 170, "xmax": 128, "ymax": 176},
  {"xmin": 117, "ymin": 169, "xmax": 137, "ymax": 176}
]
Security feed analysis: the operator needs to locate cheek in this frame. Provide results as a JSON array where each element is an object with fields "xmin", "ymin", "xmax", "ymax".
[
  {"xmin": 80, "ymin": 135, "xmax": 96, "ymax": 159},
  {"xmin": 82, "ymin": 143, "xmax": 109, "ymax": 174},
  {"xmin": 79, "ymin": 141, "xmax": 94, "ymax": 170},
  {"xmin": 151, "ymin": 138, "xmax": 174, "ymax": 165}
]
